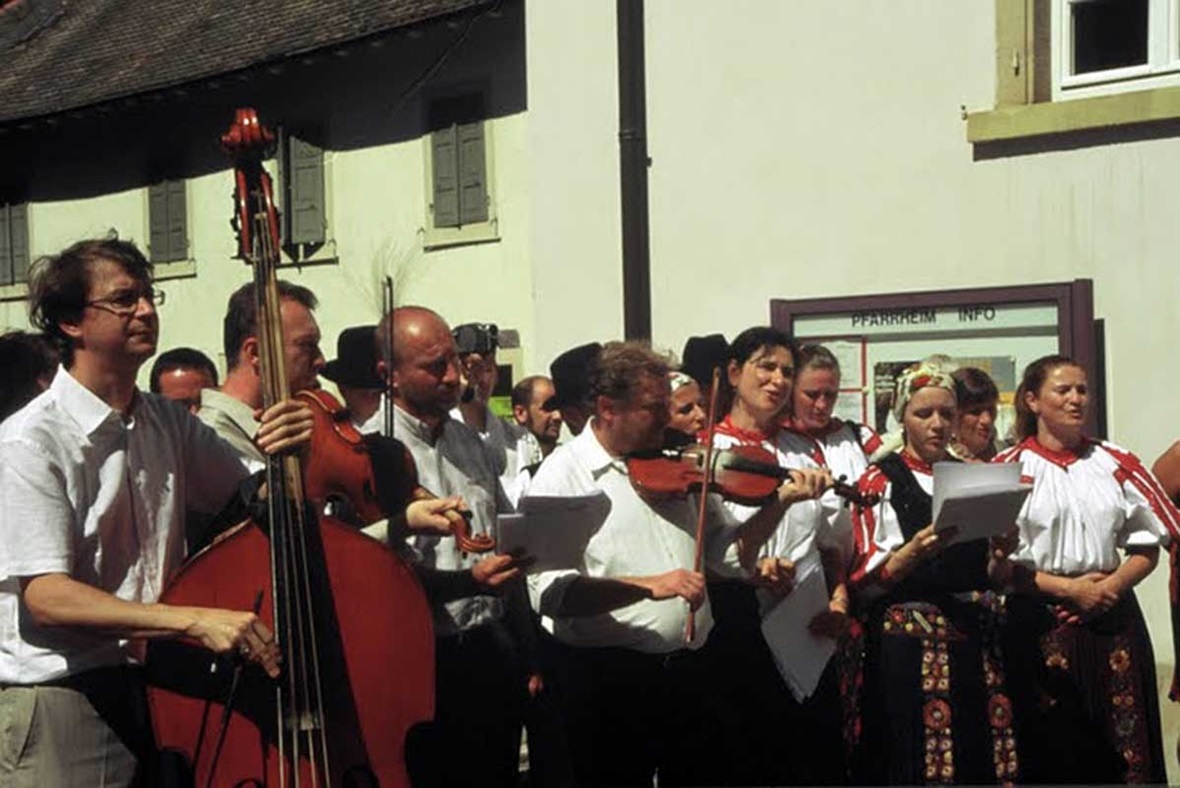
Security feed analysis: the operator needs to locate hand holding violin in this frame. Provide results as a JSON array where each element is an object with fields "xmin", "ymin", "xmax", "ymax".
[{"xmin": 776, "ymin": 467, "xmax": 833, "ymax": 506}]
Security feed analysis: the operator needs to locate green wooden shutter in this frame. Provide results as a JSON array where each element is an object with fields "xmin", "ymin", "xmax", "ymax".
[
  {"xmin": 457, "ymin": 121, "xmax": 488, "ymax": 225},
  {"xmin": 9, "ymin": 203, "xmax": 28, "ymax": 283},
  {"xmin": 165, "ymin": 180, "xmax": 187, "ymax": 261},
  {"xmin": 286, "ymin": 135, "xmax": 325, "ymax": 246},
  {"xmin": 0, "ymin": 205, "xmax": 12, "ymax": 286},
  {"xmin": 431, "ymin": 125, "xmax": 460, "ymax": 228},
  {"xmin": 148, "ymin": 182, "xmax": 170, "ymax": 262}
]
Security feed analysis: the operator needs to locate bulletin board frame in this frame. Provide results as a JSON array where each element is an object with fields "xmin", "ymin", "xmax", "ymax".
[{"xmin": 770, "ymin": 280, "xmax": 1102, "ymax": 438}]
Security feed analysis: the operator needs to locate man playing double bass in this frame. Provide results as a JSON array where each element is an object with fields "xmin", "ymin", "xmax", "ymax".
[{"xmin": 0, "ymin": 239, "xmax": 309, "ymax": 786}]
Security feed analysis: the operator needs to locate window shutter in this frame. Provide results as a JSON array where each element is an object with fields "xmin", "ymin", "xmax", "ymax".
[
  {"xmin": 457, "ymin": 121, "xmax": 488, "ymax": 225},
  {"xmin": 0, "ymin": 205, "xmax": 12, "ymax": 287},
  {"xmin": 165, "ymin": 179, "xmax": 187, "ymax": 262},
  {"xmin": 9, "ymin": 203, "xmax": 28, "ymax": 283},
  {"xmin": 286, "ymin": 135, "xmax": 325, "ymax": 246},
  {"xmin": 149, "ymin": 182, "xmax": 170, "ymax": 262},
  {"xmin": 431, "ymin": 125, "xmax": 460, "ymax": 228}
]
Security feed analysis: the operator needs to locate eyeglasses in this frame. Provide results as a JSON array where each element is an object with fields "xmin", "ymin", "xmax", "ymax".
[{"xmin": 84, "ymin": 288, "xmax": 165, "ymax": 316}]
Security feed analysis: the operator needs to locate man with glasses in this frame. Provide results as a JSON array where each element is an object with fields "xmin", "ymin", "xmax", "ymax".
[{"xmin": 0, "ymin": 238, "xmax": 310, "ymax": 786}]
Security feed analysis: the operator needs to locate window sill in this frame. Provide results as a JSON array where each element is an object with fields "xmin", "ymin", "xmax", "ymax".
[
  {"xmin": 422, "ymin": 219, "xmax": 500, "ymax": 251},
  {"xmin": 152, "ymin": 260, "xmax": 198, "ymax": 281},
  {"xmin": 0, "ymin": 282, "xmax": 27, "ymax": 303},
  {"xmin": 966, "ymin": 84, "xmax": 1180, "ymax": 143}
]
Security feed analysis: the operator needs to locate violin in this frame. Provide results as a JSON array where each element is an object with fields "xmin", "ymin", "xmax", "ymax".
[{"xmin": 627, "ymin": 443, "xmax": 878, "ymax": 508}]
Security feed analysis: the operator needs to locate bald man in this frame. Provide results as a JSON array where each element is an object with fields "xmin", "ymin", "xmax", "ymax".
[{"xmin": 376, "ymin": 306, "xmax": 537, "ymax": 787}]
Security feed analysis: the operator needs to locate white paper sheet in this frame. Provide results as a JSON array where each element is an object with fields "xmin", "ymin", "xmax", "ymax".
[
  {"xmin": 932, "ymin": 461, "xmax": 1030, "ymax": 546},
  {"xmin": 759, "ymin": 553, "xmax": 837, "ymax": 702},
  {"xmin": 496, "ymin": 493, "xmax": 610, "ymax": 573}
]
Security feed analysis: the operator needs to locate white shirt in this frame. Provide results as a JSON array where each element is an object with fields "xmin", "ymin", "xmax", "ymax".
[
  {"xmin": 450, "ymin": 403, "xmax": 524, "ymax": 482},
  {"xmin": 196, "ymin": 388, "xmax": 265, "ymax": 467},
  {"xmin": 525, "ymin": 421, "xmax": 744, "ymax": 654},
  {"xmin": 781, "ymin": 420, "xmax": 878, "ymax": 562},
  {"xmin": 0, "ymin": 367, "xmax": 250, "ymax": 683},
  {"xmin": 849, "ymin": 452, "xmax": 933, "ymax": 588},
  {"xmin": 995, "ymin": 437, "xmax": 1176, "ymax": 574},
  {"xmin": 711, "ymin": 419, "xmax": 832, "ymax": 566},
  {"xmin": 395, "ymin": 404, "xmax": 508, "ymax": 635}
]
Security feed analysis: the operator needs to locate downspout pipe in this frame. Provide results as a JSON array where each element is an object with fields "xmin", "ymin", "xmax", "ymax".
[{"xmin": 617, "ymin": 0, "xmax": 651, "ymax": 342}]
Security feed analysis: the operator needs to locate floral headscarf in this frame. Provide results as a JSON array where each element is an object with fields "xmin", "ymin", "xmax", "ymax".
[
  {"xmin": 891, "ymin": 360, "xmax": 957, "ymax": 423},
  {"xmin": 668, "ymin": 371, "xmax": 695, "ymax": 392}
]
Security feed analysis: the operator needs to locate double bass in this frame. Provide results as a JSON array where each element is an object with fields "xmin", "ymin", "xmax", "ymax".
[{"xmin": 146, "ymin": 109, "xmax": 434, "ymax": 787}]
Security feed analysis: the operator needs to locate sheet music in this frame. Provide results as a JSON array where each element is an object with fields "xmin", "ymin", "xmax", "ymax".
[
  {"xmin": 759, "ymin": 552, "xmax": 837, "ymax": 702},
  {"xmin": 496, "ymin": 493, "xmax": 610, "ymax": 573},
  {"xmin": 932, "ymin": 461, "xmax": 1030, "ymax": 546}
]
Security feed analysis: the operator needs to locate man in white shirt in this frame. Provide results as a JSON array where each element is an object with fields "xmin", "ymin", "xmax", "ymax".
[
  {"xmin": 377, "ymin": 306, "xmax": 536, "ymax": 787},
  {"xmin": 525, "ymin": 341, "xmax": 828, "ymax": 786},
  {"xmin": 0, "ymin": 239, "xmax": 310, "ymax": 786}
]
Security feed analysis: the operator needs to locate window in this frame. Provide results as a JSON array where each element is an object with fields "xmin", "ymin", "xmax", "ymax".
[
  {"xmin": 1053, "ymin": 0, "xmax": 1180, "ymax": 98},
  {"xmin": 424, "ymin": 92, "xmax": 498, "ymax": 248},
  {"xmin": 277, "ymin": 129, "xmax": 327, "ymax": 261},
  {"xmin": 0, "ymin": 203, "xmax": 30, "ymax": 287},
  {"xmin": 148, "ymin": 179, "xmax": 188, "ymax": 264},
  {"xmin": 967, "ymin": 1, "xmax": 1180, "ymax": 143}
]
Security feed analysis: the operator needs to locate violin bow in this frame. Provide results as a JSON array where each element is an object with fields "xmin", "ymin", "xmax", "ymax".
[{"xmin": 685, "ymin": 366, "xmax": 722, "ymax": 645}]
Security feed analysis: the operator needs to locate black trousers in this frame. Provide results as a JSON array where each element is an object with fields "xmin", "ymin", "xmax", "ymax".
[
  {"xmin": 545, "ymin": 639, "xmax": 721, "ymax": 788},
  {"xmin": 419, "ymin": 620, "xmax": 528, "ymax": 788}
]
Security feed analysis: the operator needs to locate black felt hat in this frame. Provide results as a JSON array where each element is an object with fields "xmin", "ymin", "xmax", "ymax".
[
  {"xmin": 321, "ymin": 325, "xmax": 383, "ymax": 389},
  {"xmin": 543, "ymin": 342, "xmax": 602, "ymax": 411},
  {"xmin": 681, "ymin": 334, "xmax": 729, "ymax": 389}
]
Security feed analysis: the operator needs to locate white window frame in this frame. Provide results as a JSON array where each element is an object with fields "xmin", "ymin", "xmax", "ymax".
[{"xmin": 1053, "ymin": 0, "xmax": 1180, "ymax": 99}]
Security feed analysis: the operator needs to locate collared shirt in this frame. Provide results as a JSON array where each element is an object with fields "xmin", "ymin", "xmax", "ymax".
[
  {"xmin": 450, "ymin": 403, "xmax": 525, "ymax": 484},
  {"xmin": 525, "ymin": 421, "xmax": 743, "ymax": 654},
  {"xmin": 995, "ymin": 437, "xmax": 1175, "ymax": 574},
  {"xmin": 0, "ymin": 367, "xmax": 249, "ymax": 683},
  {"xmin": 395, "ymin": 404, "xmax": 509, "ymax": 635},
  {"xmin": 196, "ymin": 388, "xmax": 264, "ymax": 466}
]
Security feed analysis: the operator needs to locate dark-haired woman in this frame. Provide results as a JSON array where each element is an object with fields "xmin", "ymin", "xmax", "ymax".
[
  {"xmin": 993, "ymin": 355, "xmax": 1178, "ymax": 784},
  {"xmin": 949, "ymin": 366, "xmax": 1000, "ymax": 463},
  {"xmin": 702, "ymin": 327, "xmax": 842, "ymax": 785},
  {"xmin": 850, "ymin": 362, "xmax": 1019, "ymax": 785}
]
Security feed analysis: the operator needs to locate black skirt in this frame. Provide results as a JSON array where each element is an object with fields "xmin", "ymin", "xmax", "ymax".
[{"xmin": 1002, "ymin": 591, "xmax": 1166, "ymax": 785}]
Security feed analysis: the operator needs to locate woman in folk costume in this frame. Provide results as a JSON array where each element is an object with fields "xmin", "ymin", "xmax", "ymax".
[
  {"xmin": 699, "ymin": 326, "xmax": 843, "ymax": 785},
  {"xmin": 779, "ymin": 344, "xmax": 881, "ymax": 767},
  {"xmin": 850, "ymin": 361, "xmax": 1020, "ymax": 785},
  {"xmin": 948, "ymin": 366, "xmax": 1002, "ymax": 463},
  {"xmin": 992, "ymin": 354, "xmax": 1179, "ymax": 784}
]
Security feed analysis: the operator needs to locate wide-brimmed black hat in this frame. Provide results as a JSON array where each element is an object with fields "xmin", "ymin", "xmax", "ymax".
[
  {"xmin": 321, "ymin": 325, "xmax": 383, "ymax": 389},
  {"xmin": 681, "ymin": 334, "xmax": 729, "ymax": 389},
  {"xmin": 543, "ymin": 342, "xmax": 602, "ymax": 411}
]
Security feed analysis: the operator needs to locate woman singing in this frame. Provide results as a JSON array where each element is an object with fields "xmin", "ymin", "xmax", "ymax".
[
  {"xmin": 704, "ymin": 327, "xmax": 841, "ymax": 785},
  {"xmin": 850, "ymin": 361, "xmax": 1019, "ymax": 785},
  {"xmin": 994, "ymin": 355, "xmax": 1179, "ymax": 784}
]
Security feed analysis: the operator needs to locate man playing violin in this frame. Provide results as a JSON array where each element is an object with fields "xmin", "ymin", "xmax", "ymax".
[
  {"xmin": 377, "ymin": 305, "xmax": 538, "ymax": 787},
  {"xmin": 0, "ymin": 239, "xmax": 309, "ymax": 787},
  {"xmin": 524, "ymin": 340, "xmax": 830, "ymax": 787}
]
